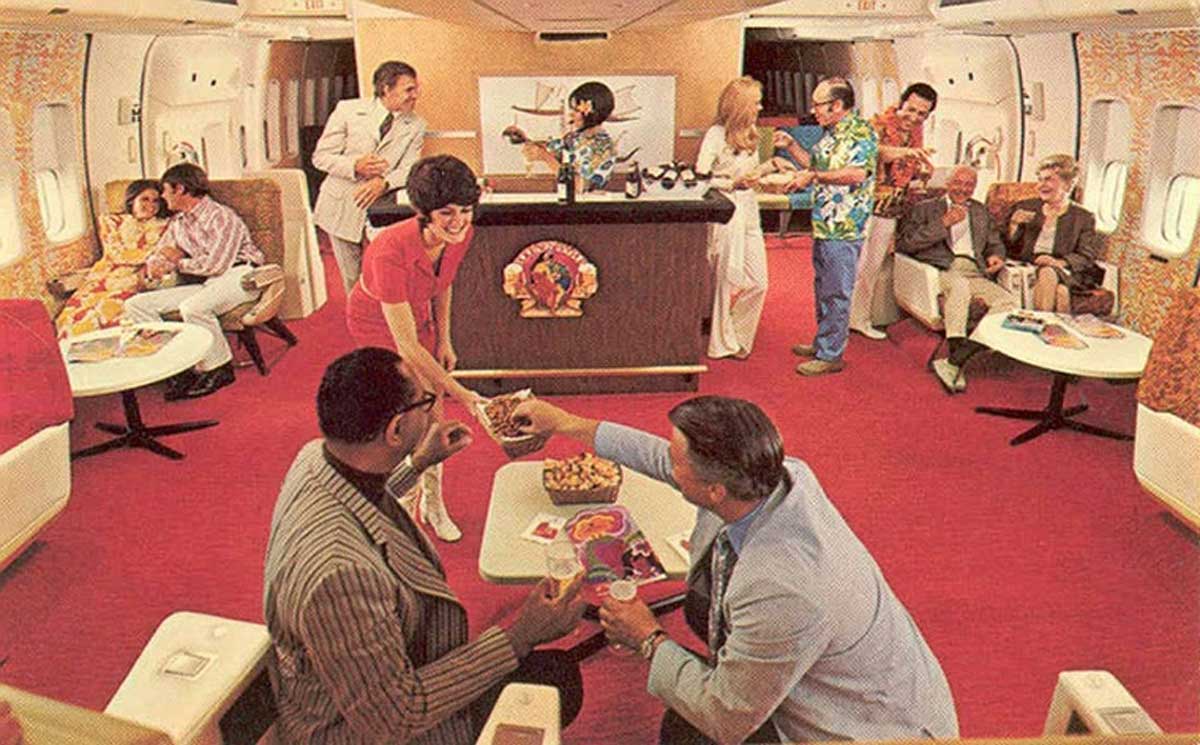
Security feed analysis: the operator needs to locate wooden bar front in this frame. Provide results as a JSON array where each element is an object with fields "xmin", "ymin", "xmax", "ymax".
[{"xmin": 367, "ymin": 189, "xmax": 734, "ymax": 394}]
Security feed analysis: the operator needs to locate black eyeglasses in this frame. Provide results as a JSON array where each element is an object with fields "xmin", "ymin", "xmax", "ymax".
[
  {"xmin": 396, "ymin": 390, "xmax": 437, "ymax": 416},
  {"xmin": 811, "ymin": 98, "xmax": 838, "ymax": 111}
]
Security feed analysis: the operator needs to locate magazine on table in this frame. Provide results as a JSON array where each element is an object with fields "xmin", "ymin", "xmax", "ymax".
[
  {"xmin": 66, "ymin": 328, "xmax": 178, "ymax": 363},
  {"xmin": 561, "ymin": 504, "xmax": 667, "ymax": 588},
  {"xmin": 1001, "ymin": 311, "xmax": 1046, "ymax": 334},
  {"xmin": 1059, "ymin": 313, "xmax": 1124, "ymax": 339},
  {"xmin": 1038, "ymin": 323, "xmax": 1088, "ymax": 349}
]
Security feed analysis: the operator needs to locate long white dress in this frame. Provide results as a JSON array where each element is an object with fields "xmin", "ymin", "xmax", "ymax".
[{"xmin": 697, "ymin": 125, "xmax": 768, "ymax": 359}]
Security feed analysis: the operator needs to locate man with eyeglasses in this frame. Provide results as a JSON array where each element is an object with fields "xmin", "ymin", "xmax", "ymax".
[
  {"xmin": 785, "ymin": 78, "xmax": 879, "ymax": 376},
  {"xmin": 849, "ymin": 82, "xmax": 939, "ymax": 342},
  {"xmin": 264, "ymin": 347, "xmax": 586, "ymax": 744}
]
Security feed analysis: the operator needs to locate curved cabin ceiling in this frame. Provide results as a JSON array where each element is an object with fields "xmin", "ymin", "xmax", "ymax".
[{"xmin": 361, "ymin": 0, "xmax": 785, "ymax": 32}]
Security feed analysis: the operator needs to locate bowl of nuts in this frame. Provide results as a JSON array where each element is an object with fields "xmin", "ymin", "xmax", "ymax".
[
  {"xmin": 543, "ymin": 453, "xmax": 623, "ymax": 506},
  {"xmin": 476, "ymin": 389, "xmax": 548, "ymax": 458}
]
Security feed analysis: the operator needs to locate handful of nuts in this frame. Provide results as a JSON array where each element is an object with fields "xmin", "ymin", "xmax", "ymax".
[
  {"xmin": 483, "ymin": 395, "xmax": 527, "ymax": 438},
  {"xmin": 544, "ymin": 453, "xmax": 622, "ymax": 491}
]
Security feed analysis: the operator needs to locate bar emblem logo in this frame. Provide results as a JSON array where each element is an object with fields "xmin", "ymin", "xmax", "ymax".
[{"xmin": 502, "ymin": 240, "xmax": 598, "ymax": 318}]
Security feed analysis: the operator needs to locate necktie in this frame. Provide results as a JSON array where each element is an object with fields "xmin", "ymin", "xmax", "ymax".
[
  {"xmin": 379, "ymin": 113, "xmax": 394, "ymax": 140},
  {"xmin": 707, "ymin": 530, "xmax": 737, "ymax": 661}
]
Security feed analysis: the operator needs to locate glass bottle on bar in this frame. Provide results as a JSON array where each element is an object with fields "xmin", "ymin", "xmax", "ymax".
[
  {"xmin": 557, "ymin": 148, "xmax": 575, "ymax": 205},
  {"xmin": 625, "ymin": 160, "xmax": 642, "ymax": 199}
]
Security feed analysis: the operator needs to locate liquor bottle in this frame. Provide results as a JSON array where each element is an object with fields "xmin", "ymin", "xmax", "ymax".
[
  {"xmin": 557, "ymin": 148, "xmax": 575, "ymax": 204},
  {"xmin": 625, "ymin": 161, "xmax": 642, "ymax": 199}
]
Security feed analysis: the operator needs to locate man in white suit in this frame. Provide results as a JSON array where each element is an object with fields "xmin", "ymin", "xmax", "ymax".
[{"xmin": 313, "ymin": 60, "xmax": 426, "ymax": 296}]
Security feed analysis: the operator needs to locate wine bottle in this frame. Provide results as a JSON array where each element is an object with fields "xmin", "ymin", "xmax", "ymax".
[
  {"xmin": 557, "ymin": 148, "xmax": 574, "ymax": 204},
  {"xmin": 625, "ymin": 161, "xmax": 642, "ymax": 199}
]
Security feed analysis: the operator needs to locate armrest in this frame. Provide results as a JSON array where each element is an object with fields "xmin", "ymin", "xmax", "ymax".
[
  {"xmin": 46, "ymin": 268, "xmax": 91, "ymax": 299},
  {"xmin": 238, "ymin": 265, "xmax": 286, "ymax": 326},
  {"xmin": 1097, "ymin": 259, "xmax": 1119, "ymax": 315},
  {"xmin": 893, "ymin": 253, "xmax": 943, "ymax": 329}
]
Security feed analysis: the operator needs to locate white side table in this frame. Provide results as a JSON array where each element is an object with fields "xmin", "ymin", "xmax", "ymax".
[
  {"xmin": 970, "ymin": 311, "xmax": 1152, "ymax": 445},
  {"xmin": 61, "ymin": 322, "xmax": 218, "ymax": 460}
]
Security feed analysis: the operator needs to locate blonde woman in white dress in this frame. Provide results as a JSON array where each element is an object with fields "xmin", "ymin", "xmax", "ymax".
[{"xmin": 698, "ymin": 77, "xmax": 773, "ymax": 359}]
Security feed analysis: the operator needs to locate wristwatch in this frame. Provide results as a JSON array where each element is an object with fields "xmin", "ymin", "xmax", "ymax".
[{"xmin": 640, "ymin": 628, "xmax": 667, "ymax": 660}]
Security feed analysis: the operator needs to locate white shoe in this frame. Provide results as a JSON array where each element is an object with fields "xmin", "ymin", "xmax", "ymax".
[
  {"xmin": 419, "ymin": 470, "xmax": 462, "ymax": 542},
  {"xmin": 852, "ymin": 325, "xmax": 887, "ymax": 341},
  {"xmin": 932, "ymin": 359, "xmax": 967, "ymax": 393}
]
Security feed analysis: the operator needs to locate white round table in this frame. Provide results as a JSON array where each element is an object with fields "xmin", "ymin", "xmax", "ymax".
[
  {"xmin": 60, "ymin": 322, "xmax": 218, "ymax": 460},
  {"xmin": 969, "ymin": 311, "xmax": 1152, "ymax": 445}
]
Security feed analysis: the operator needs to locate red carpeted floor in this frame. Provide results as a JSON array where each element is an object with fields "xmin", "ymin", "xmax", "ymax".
[{"xmin": 1, "ymin": 235, "xmax": 1197, "ymax": 742}]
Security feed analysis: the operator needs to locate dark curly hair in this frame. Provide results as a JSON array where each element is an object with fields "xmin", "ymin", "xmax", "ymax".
[
  {"xmin": 406, "ymin": 155, "xmax": 481, "ymax": 223},
  {"xmin": 317, "ymin": 347, "xmax": 419, "ymax": 443}
]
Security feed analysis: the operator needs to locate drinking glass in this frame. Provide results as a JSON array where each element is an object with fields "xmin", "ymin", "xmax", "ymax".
[
  {"xmin": 544, "ymin": 537, "xmax": 582, "ymax": 601},
  {"xmin": 606, "ymin": 578, "xmax": 638, "ymax": 654}
]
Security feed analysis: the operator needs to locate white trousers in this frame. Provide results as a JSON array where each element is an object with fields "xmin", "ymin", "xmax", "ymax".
[
  {"xmin": 707, "ymin": 190, "xmax": 768, "ymax": 358},
  {"xmin": 328, "ymin": 233, "xmax": 363, "ymax": 297},
  {"xmin": 124, "ymin": 265, "xmax": 259, "ymax": 371},
  {"xmin": 848, "ymin": 215, "xmax": 896, "ymax": 330}
]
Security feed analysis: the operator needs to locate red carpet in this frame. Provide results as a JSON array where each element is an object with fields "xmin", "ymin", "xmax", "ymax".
[{"xmin": 1, "ymin": 236, "xmax": 1197, "ymax": 741}]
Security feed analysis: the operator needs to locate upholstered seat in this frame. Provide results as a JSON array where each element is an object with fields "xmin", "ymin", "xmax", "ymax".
[
  {"xmin": 1135, "ymin": 287, "xmax": 1200, "ymax": 531},
  {"xmin": 105, "ymin": 179, "xmax": 298, "ymax": 375}
]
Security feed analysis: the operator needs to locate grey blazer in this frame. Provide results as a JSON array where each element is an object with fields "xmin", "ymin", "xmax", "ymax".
[
  {"xmin": 595, "ymin": 423, "xmax": 959, "ymax": 744},
  {"xmin": 263, "ymin": 441, "xmax": 518, "ymax": 745},
  {"xmin": 1004, "ymin": 198, "xmax": 1103, "ymax": 289},
  {"xmin": 312, "ymin": 97, "xmax": 426, "ymax": 242},
  {"xmin": 896, "ymin": 196, "xmax": 1006, "ymax": 272}
]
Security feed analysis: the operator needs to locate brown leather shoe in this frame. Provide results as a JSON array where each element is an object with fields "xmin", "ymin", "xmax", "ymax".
[
  {"xmin": 795, "ymin": 359, "xmax": 845, "ymax": 376},
  {"xmin": 791, "ymin": 343, "xmax": 817, "ymax": 358}
]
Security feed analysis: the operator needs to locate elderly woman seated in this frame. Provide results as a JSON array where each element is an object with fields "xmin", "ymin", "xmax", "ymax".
[
  {"xmin": 1003, "ymin": 153, "xmax": 1104, "ymax": 312},
  {"xmin": 55, "ymin": 179, "xmax": 174, "ymax": 338}
]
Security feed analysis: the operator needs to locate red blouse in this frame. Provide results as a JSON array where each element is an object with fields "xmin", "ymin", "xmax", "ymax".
[{"xmin": 346, "ymin": 217, "xmax": 474, "ymax": 353}]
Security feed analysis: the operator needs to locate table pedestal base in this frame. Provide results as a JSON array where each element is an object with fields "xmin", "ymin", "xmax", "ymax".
[
  {"xmin": 975, "ymin": 374, "xmax": 1132, "ymax": 446},
  {"xmin": 72, "ymin": 389, "xmax": 218, "ymax": 460}
]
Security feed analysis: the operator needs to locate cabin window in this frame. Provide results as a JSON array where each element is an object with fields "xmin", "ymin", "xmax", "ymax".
[
  {"xmin": 286, "ymin": 79, "xmax": 300, "ymax": 156},
  {"xmin": 266, "ymin": 79, "xmax": 282, "ymax": 162},
  {"xmin": 1162, "ymin": 174, "xmax": 1200, "ymax": 249},
  {"xmin": 1140, "ymin": 104, "xmax": 1200, "ymax": 258},
  {"xmin": 304, "ymin": 78, "xmax": 316, "ymax": 127},
  {"xmin": 1082, "ymin": 99, "xmax": 1131, "ymax": 234},
  {"xmin": 31, "ymin": 103, "xmax": 85, "ymax": 244}
]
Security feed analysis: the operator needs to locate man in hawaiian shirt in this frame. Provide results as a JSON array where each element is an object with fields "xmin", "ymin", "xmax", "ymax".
[
  {"xmin": 786, "ymin": 78, "xmax": 879, "ymax": 376},
  {"xmin": 848, "ymin": 83, "xmax": 938, "ymax": 341}
]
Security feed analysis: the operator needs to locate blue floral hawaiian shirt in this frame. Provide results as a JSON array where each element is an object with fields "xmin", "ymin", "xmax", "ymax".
[
  {"xmin": 810, "ymin": 112, "xmax": 878, "ymax": 241},
  {"xmin": 547, "ymin": 129, "xmax": 616, "ymax": 190}
]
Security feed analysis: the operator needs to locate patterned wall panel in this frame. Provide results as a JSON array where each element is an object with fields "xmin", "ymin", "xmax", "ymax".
[
  {"xmin": 0, "ymin": 32, "xmax": 96, "ymax": 312},
  {"xmin": 1077, "ymin": 30, "xmax": 1200, "ymax": 337}
]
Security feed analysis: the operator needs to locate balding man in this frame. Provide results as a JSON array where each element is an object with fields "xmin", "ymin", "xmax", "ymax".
[{"xmin": 897, "ymin": 165, "xmax": 1016, "ymax": 392}]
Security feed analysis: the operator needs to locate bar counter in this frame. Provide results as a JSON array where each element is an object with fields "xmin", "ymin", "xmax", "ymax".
[{"xmin": 367, "ymin": 185, "xmax": 734, "ymax": 394}]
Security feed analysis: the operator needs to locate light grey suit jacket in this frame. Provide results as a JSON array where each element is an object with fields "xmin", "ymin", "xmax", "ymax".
[
  {"xmin": 264, "ymin": 440, "xmax": 518, "ymax": 744},
  {"xmin": 312, "ymin": 97, "xmax": 426, "ymax": 242},
  {"xmin": 596, "ymin": 422, "xmax": 959, "ymax": 745}
]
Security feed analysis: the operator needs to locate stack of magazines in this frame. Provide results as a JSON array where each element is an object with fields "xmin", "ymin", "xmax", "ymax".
[
  {"xmin": 1001, "ymin": 312, "xmax": 1046, "ymax": 333},
  {"xmin": 66, "ymin": 328, "xmax": 178, "ymax": 363}
]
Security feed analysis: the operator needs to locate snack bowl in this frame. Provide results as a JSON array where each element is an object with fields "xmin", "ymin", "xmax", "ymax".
[
  {"xmin": 476, "ymin": 389, "xmax": 548, "ymax": 459},
  {"xmin": 543, "ymin": 453, "xmax": 622, "ymax": 506}
]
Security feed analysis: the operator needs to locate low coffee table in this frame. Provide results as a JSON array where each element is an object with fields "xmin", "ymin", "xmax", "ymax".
[
  {"xmin": 60, "ymin": 322, "xmax": 218, "ymax": 460},
  {"xmin": 970, "ymin": 311, "xmax": 1152, "ymax": 446}
]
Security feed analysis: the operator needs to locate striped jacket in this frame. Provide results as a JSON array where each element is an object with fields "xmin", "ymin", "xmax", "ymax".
[{"xmin": 263, "ymin": 440, "xmax": 519, "ymax": 744}]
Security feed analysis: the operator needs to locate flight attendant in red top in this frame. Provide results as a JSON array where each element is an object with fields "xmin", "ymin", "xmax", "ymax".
[{"xmin": 347, "ymin": 154, "xmax": 482, "ymax": 541}]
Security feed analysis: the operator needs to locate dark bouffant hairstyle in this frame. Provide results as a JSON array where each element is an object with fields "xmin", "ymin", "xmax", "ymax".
[
  {"xmin": 160, "ymin": 163, "xmax": 209, "ymax": 198},
  {"xmin": 668, "ymin": 396, "xmax": 786, "ymax": 502},
  {"xmin": 373, "ymin": 60, "xmax": 417, "ymax": 98},
  {"xmin": 317, "ymin": 347, "xmax": 418, "ymax": 443},
  {"xmin": 123, "ymin": 179, "xmax": 169, "ymax": 218},
  {"xmin": 406, "ymin": 155, "xmax": 481, "ymax": 220},
  {"xmin": 900, "ymin": 82, "xmax": 939, "ymax": 113},
  {"xmin": 569, "ymin": 81, "xmax": 615, "ymax": 130}
]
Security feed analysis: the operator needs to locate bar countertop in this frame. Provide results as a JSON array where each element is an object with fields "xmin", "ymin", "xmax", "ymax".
[{"xmin": 367, "ymin": 188, "xmax": 735, "ymax": 228}]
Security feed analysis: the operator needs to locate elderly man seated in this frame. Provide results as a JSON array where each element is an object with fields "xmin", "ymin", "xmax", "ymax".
[{"xmin": 896, "ymin": 165, "xmax": 1016, "ymax": 393}]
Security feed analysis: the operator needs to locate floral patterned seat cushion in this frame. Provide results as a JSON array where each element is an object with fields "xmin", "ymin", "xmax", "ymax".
[
  {"xmin": 1137, "ymin": 288, "xmax": 1200, "ymax": 428},
  {"xmin": 984, "ymin": 181, "xmax": 1039, "ymax": 225}
]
